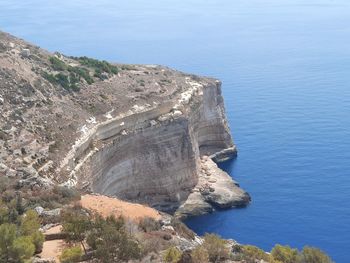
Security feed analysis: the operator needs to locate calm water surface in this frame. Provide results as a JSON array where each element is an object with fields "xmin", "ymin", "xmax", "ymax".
[{"xmin": 1, "ymin": 0, "xmax": 350, "ymax": 262}]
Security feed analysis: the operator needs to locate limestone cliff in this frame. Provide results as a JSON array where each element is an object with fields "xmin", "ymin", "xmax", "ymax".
[{"xmin": 0, "ymin": 31, "xmax": 250, "ymax": 216}]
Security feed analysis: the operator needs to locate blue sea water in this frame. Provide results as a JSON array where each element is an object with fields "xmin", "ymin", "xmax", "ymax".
[{"xmin": 1, "ymin": 0, "xmax": 350, "ymax": 261}]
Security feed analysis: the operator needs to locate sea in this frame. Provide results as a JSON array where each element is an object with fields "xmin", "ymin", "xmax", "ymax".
[{"xmin": 1, "ymin": 0, "xmax": 350, "ymax": 262}]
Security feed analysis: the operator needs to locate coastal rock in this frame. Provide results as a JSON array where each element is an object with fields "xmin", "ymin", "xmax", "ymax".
[
  {"xmin": 210, "ymin": 146, "xmax": 238, "ymax": 163},
  {"xmin": 202, "ymin": 159, "xmax": 250, "ymax": 209},
  {"xmin": 176, "ymin": 158, "xmax": 250, "ymax": 218}
]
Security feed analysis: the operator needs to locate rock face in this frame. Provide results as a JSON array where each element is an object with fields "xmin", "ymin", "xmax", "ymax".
[{"xmin": 0, "ymin": 31, "xmax": 250, "ymax": 216}]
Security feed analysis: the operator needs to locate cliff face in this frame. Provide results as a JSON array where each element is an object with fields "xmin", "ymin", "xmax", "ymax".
[
  {"xmin": 73, "ymin": 79, "xmax": 242, "ymax": 213},
  {"xmin": 0, "ymin": 31, "xmax": 249, "ymax": 216}
]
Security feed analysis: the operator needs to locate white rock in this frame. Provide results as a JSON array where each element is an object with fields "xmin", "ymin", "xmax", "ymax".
[
  {"xmin": 172, "ymin": 110, "xmax": 183, "ymax": 118},
  {"xmin": 20, "ymin": 49, "xmax": 31, "ymax": 57},
  {"xmin": 162, "ymin": 225, "xmax": 175, "ymax": 231},
  {"xmin": 34, "ymin": 206, "xmax": 44, "ymax": 215},
  {"xmin": 86, "ymin": 117, "xmax": 96, "ymax": 124}
]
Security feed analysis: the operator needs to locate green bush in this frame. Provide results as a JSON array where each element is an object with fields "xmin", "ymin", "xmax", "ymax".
[
  {"xmin": 86, "ymin": 214, "xmax": 141, "ymax": 263},
  {"xmin": 202, "ymin": 233, "xmax": 230, "ymax": 262},
  {"xmin": 11, "ymin": 236, "xmax": 35, "ymax": 263},
  {"xmin": 0, "ymin": 223, "xmax": 17, "ymax": 261},
  {"xmin": 59, "ymin": 246, "xmax": 83, "ymax": 263},
  {"xmin": 55, "ymin": 73, "xmax": 70, "ymax": 90},
  {"xmin": 76, "ymin": 56, "xmax": 118, "ymax": 75},
  {"xmin": 30, "ymin": 231, "xmax": 45, "ymax": 253},
  {"xmin": 190, "ymin": 245, "xmax": 209, "ymax": 263},
  {"xmin": 49, "ymin": 56, "xmax": 67, "ymax": 71},
  {"xmin": 42, "ymin": 71, "xmax": 81, "ymax": 91},
  {"xmin": 0, "ymin": 223, "xmax": 36, "ymax": 263},
  {"xmin": 241, "ymin": 245, "xmax": 270, "ymax": 263},
  {"xmin": 62, "ymin": 210, "xmax": 90, "ymax": 254},
  {"xmin": 271, "ymin": 244, "xmax": 300, "ymax": 263},
  {"xmin": 20, "ymin": 210, "xmax": 41, "ymax": 236},
  {"xmin": 163, "ymin": 246, "xmax": 182, "ymax": 263},
  {"xmin": 67, "ymin": 66, "xmax": 94, "ymax": 85},
  {"xmin": 300, "ymin": 246, "xmax": 333, "ymax": 263}
]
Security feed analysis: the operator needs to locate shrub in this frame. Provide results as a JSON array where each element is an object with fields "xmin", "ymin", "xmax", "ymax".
[
  {"xmin": 30, "ymin": 230, "xmax": 45, "ymax": 253},
  {"xmin": 53, "ymin": 186, "xmax": 81, "ymax": 202},
  {"xmin": 67, "ymin": 66, "xmax": 94, "ymax": 85},
  {"xmin": 202, "ymin": 233, "xmax": 230, "ymax": 262},
  {"xmin": 300, "ymin": 246, "xmax": 333, "ymax": 263},
  {"xmin": 171, "ymin": 218, "xmax": 195, "ymax": 240},
  {"xmin": 20, "ymin": 209, "xmax": 41, "ymax": 236},
  {"xmin": 0, "ymin": 202, "xmax": 9, "ymax": 224},
  {"xmin": 139, "ymin": 217, "xmax": 161, "ymax": 232},
  {"xmin": 55, "ymin": 73, "xmax": 70, "ymax": 90},
  {"xmin": 76, "ymin": 56, "xmax": 118, "ymax": 74},
  {"xmin": 241, "ymin": 245, "xmax": 270, "ymax": 263},
  {"xmin": 59, "ymin": 246, "xmax": 83, "ymax": 263},
  {"xmin": 42, "ymin": 71, "xmax": 57, "ymax": 84},
  {"xmin": 11, "ymin": 236, "xmax": 35, "ymax": 263},
  {"xmin": 0, "ymin": 223, "xmax": 17, "ymax": 261},
  {"xmin": 49, "ymin": 56, "xmax": 67, "ymax": 71},
  {"xmin": 190, "ymin": 245, "xmax": 209, "ymax": 263},
  {"xmin": 163, "ymin": 246, "xmax": 182, "ymax": 263},
  {"xmin": 271, "ymin": 244, "xmax": 300, "ymax": 263},
  {"xmin": 62, "ymin": 210, "xmax": 90, "ymax": 254},
  {"xmin": 86, "ymin": 214, "xmax": 141, "ymax": 263},
  {"xmin": 0, "ymin": 224, "xmax": 35, "ymax": 263}
]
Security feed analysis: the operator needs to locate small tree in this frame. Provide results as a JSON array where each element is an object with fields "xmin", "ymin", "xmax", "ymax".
[
  {"xmin": 163, "ymin": 246, "xmax": 182, "ymax": 263},
  {"xmin": 0, "ymin": 224, "xmax": 35, "ymax": 263},
  {"xmin": 62, "ymin": 210, "xmax": 90, "ymax": 254},
  {"xmin": 300, "ymin": 246, "xmax": 333, "ymax": 263},
  {"xmin": 202, "ymin": 233, "xmax": 230, "ymax": 262},
  {"xmin": 11, "ymin": 236, "xmax": 35, "ymax": 263},
  {"xmin": 271, "ymin": 244, "xmax": 300, "ymax": 263},
  {"xmin": 0, "ymin": 223, "xmax": 17, "ymax": 262},
  {"xmin": 191, "ymin": 245, "xmax": 209, "ymax": 263},
  {"xmin": 59, "ymin": 246, "xmax": 83, "ymax": 263},
  {"xmin": 20, "ymin": 210, "xmax": 41, "ymax": 236},
  {"xmin": 30, "ymin": 230, "xmax": 45, "ymax": 253},
  {"xmin": 0, "ymin": 201, "xmax": 9, "ymax": 224},
  {"xmin": 86, "ymin": 214, "xmax": 141, "ymax": 263}
]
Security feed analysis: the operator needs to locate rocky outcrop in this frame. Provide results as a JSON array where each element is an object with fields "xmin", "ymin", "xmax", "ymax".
[
  {"xmin": 176, "ymin": 157, "xmax": 250, "ymax": 218},
  {"xmin": 0, "ymin": 31, "xmax": 250, "ymax": 217}
]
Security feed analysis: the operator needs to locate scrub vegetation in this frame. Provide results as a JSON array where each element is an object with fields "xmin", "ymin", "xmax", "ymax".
[{"xmin": 41, "ymin": 55, "xmax": 119, "ymax": 92}]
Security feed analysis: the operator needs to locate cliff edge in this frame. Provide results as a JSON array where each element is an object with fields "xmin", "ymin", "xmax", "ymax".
[{"xmin": 0, "ymin": 31, "xmax": 250, "ymax": 217}]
